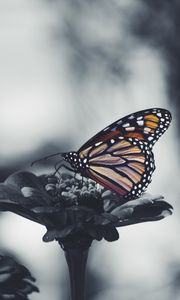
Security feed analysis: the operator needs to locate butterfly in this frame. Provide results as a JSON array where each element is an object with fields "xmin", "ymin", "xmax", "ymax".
[{"xmin": 35, "ymin": 108, "xmax": 172, "ymax": 199}]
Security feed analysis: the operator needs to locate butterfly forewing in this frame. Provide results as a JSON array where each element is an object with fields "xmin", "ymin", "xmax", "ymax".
[{"xmin": 78, "ymin": 108, "xmax": 172, "ymax": 152}]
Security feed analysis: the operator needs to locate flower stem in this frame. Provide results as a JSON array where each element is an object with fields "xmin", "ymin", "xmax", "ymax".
[
  {"xmin": 65, "ymin": 247, "xmax": 89, "ymax": 300},
  {"xmin": 59, "ymin": 235, "xmax": 92, "ymax": 300}
]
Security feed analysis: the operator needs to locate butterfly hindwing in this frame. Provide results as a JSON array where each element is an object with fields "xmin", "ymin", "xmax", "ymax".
[{"xmin": 79, "ymin": 137, "xmax": 155, "ymax": 199}]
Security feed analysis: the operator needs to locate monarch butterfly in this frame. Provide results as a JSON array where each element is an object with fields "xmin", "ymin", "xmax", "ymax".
[{"xmin": 35, "ymin": 108, "xmax": 172, "ymax": 199}]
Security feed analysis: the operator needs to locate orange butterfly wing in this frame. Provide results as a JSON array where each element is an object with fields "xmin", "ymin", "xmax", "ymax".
[
  {"xmin": 79, "ymin": 108, "xmax": 172, "ymax": 152},
  {"xmin": 79, "ymin": 138, "xmax": 154, "ymax": 198},
  {"xmin": 77, "ymin": 108, "xmax": 171, "ymax": 198}
]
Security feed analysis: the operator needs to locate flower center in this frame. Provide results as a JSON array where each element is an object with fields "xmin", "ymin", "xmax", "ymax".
[{"xmin": 43, "ymin": 173, "xmax": 104, "ymax": 212}]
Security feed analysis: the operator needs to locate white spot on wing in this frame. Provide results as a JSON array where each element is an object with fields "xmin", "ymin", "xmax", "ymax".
[
  {"xmin": 117, "ymin": 120, "xmax": 122, "ymax": 125},
  {"xmin": 95, "ymin": 141, "xmax": 103, "ymax": 146},
  {"xmin": 122, "ymin": 123, "xmax": 130, "ymax": 128},
  {"xmin": 144, "ymin": 127, "xmax": 151, "ymax": 134},
  {"xmin": 137, "ymin": 120, "xmax": 144, "ymax": 126},
  {"xmin": 137, "ymin": 116, "xmax": 143, "ymax": 120},
  {"xmin": 125, "ymin": 126, "xmax": 135, "ymax": 131}
]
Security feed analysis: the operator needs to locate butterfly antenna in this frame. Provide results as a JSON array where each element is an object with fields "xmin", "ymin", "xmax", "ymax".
[{"xmin": 31, "ymin": 152, "xmax": 65, "ymax": 166}]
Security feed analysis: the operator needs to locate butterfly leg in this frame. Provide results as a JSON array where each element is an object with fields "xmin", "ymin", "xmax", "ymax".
[
  {"xmin": 87, "ymin": 178, "xmax": 90, "ymax": 189},
  {"xmin": 81, "ymin": 176, "xmax": 84, "ymax": 185},
  {"xmin": 53, "ymin": 162, "xmax": 74, "ymax": 176},
  {"xmin": 73, "ymin": 172, "xmax": 77, "ymax": 180},
  {"xmin": 54, "ymin": 161, "xmax": 63, "ymax": 176}
]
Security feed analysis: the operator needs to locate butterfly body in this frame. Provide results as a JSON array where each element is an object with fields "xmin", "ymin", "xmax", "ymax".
[
  {"xmin": 58, "ymin": 108, "xmax": 171, "ymax": 199},
  {"xmin": 63, "ymin": 152, "xmax": 88, "ymax": 174}
]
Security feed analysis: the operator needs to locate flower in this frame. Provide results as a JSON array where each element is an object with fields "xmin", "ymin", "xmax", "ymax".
[
  {"xmin": 0, "ymin": 253, "xmax": 39, "ymax": 299},
  {"xmin": 0, "ymin": 171, "xmax": 173, "ymax": 249}
]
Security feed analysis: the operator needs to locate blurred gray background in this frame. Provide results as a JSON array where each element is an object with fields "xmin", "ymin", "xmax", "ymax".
[{"xmin": 0, "ymin": 0, "xmax": 180, "ymax": 299}]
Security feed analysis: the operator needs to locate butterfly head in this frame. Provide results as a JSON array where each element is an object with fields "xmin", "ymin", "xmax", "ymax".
[{"xmin": 62, "ymin": 151, "xmax": 86, "ymax": 173}]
